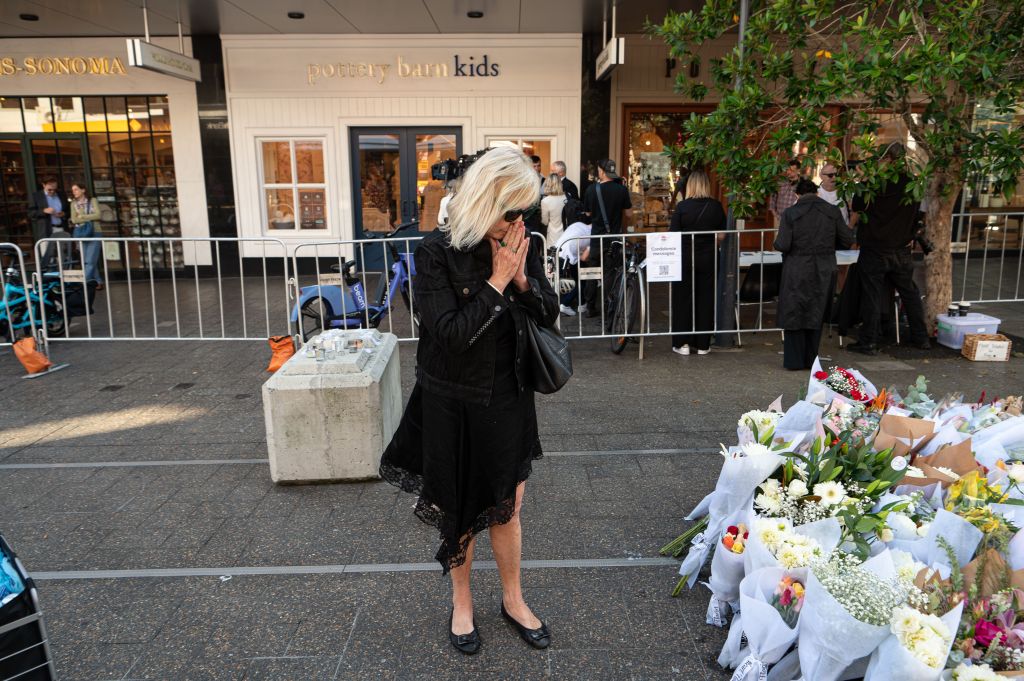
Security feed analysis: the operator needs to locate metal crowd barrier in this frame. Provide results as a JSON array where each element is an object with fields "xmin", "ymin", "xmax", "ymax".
[
  {"xmin": 953, "ymin": 210, "xmax": 1024, "ymax": 303},
  {"xmin": 32, "ymin": 237, "xmax": 292, "ymax": 349},
  {"xmin": 0, "ymin": 243, "xmax": 40, "ymax": 349},
  {"xmin": 554, "ymin": 228, "xmax": 788, "ymax": 357}
]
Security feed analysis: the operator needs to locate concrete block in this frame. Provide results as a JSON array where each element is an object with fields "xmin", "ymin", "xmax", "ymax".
[{"xmin": 262, "ymin": 330, "xmax": 402, "ymax": 484}]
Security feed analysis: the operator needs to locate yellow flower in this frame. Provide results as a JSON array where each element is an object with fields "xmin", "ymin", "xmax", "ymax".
[{"xmin": 815, "ymin": 49, "xmax": 833, "ymax": 59}]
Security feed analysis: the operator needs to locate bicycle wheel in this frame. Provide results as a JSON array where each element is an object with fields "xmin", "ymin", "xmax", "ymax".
[
  {"xmin": 299, "ymin": 297, "xmax": 331, "ymax": 341},
  {"xmin": 609, "ymin": 273, "xmax": 641, "ymax": 354}
]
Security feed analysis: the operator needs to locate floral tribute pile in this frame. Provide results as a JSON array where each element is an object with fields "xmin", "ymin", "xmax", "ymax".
[{"xmin": 660, "ymin": 359, "xmax": 1024, "ymax": 681}]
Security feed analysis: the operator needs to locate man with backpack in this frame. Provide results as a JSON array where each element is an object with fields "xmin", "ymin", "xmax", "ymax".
[{"xmin": 580, "ymin": 159, "xmax": 632, "ymax": 317}]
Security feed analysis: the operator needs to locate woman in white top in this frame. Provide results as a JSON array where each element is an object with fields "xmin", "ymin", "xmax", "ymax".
[{"xmin": 539, "ymin": 174, "xmax": 567, "ymax": 244}]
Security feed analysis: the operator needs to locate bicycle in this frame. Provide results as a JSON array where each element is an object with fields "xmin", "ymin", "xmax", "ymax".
[
  {"xmin": 291, "ymin": 220, "xmax": 419, "ymax": 342},
  {"xmin": 0, "ymin": 266, "xmax": 66, "ymax": 342},
  {"xmin": 604, "ymin": 239, "xmax": 646, "ymax": 354}
]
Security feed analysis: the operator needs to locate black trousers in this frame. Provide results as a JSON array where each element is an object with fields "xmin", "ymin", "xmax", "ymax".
[
  {"xmin": 671, "ymin": 259, "xmax": 716, "ymax": 351},
  {"xmin": 783, "ymin": 328, "xmax": 823, "ymax": 370},
  {"xmin": 857, "ymin": 249, "xmax": 928, "ymax": 345},
  {"xmin": 582, "ymin": 238, "xmax": 621, "ymax": 314}
]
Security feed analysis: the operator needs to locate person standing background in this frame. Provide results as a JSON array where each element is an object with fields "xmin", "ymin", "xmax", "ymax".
[
  {"xmin": 847, "ymin": 143, "xmax": 931, "ymax": 354},
  {"xmin": 27, "ymin": 176, "xmax": 69, "ymax": 269},
  {"xmin": 769, "ymin": 159, "xmax": 802, "ymax": 228},
  {"xmin": 549, "ymin": 160, "xmax": 579, "ymax": 201},
  {"xmin": 580, "ymin": 159, "xmax": 632, "ymax": 317},
  {"xmin": 540, "ymin": 174, "xmax": 567, "ymax": 245},
  {"xmin": 775, "ymin": 179, "xmax": 854, "ymax": 370},
  {"xmin": 69, "ymin": 182, "xmax": 103, "ymax": 289},
  {"xmin": 817, "ymin": 162, "xmax": 849, "ymax": 224},
  {"xmin": 670, "ymin": 169, "xmax": 725, "ymax": 356}
]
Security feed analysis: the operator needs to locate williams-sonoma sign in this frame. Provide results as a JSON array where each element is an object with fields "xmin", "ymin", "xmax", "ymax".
[{"xmin": 0, "ymin": 56, "xmax": 127, "ymax": 77}]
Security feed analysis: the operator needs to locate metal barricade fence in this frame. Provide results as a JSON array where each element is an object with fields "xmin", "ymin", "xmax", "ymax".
[
  {"xmin": 554, "ymin": 228, "xmax": 788, "ymax": 356},
  {"xmin": 289, "ymin": 232, "xmax": 551, "ymax": 344},
  {"xmin": 954, "ymin": 210, "xmax": 1024, "ymax": 303},
  {"xmin": 32, "ymin": 237, "xmax": 292, "ymax": 348},
  {"xmin": 0, "ymin": 243, "xmax": 40, "ymax": 349}
]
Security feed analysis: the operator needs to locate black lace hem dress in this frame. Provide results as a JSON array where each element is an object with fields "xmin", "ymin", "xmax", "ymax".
[{"xmin": 379, "ymin": 308, "xmax": 542, "ymax": 574}]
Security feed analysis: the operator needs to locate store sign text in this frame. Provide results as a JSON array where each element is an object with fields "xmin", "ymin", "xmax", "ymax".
[
  {"xmin": 307, "ymin": 54, "xmax": 500, "ymax": 86},
  {"xmin": 0, "ymin": 56, "xmax": 127, "ymax": 77}
]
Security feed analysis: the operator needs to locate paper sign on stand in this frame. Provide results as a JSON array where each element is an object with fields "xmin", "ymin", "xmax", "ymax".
[{"xmin": 646, "ymin": 232, "xmax": 682, "ymax": 282}]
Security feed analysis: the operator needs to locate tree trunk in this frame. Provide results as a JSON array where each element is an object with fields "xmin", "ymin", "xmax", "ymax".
[{"xmin": 922, "ymin": 164, "xmax": 963, "ymax": 335}]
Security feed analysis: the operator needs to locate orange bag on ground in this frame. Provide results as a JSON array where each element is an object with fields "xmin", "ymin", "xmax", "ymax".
[
  {"xmin": 13, "ymin": 337, "xmax": 52, "ymax": 374},
  {"xmin": 267, "ymin": 336, "xmax": 295, "ymax": 372}
]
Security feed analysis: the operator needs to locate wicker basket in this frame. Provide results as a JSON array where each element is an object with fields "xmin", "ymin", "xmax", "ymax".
[{"xmin": 961, "ymin": 333, "xmax": 1013, "ymax": 362}]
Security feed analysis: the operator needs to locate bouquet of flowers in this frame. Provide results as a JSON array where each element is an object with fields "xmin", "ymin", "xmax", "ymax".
[
  {"xmin": 705, "ymin": 512, "xmax": 752, "ymax": 627},
  {"xmin": 718, "ymin": 568, "xmax": 805, "ymax": 680},
  {"xmin": 951, "ymin": 588, "xmax": 1024, "ymax": 672},
  {"xmin": 744, "ymin": 517, "xmax": 839, "ymax": 574},
  {"xmin": 946, "ymin": 472, "xmax": 1021, "ymax": 554},
  {"xmin": 863, "ymin": 602, "xmax": 962, "ymax": 681},
  {"xmin": 808, "ymin": 358, "xmax": 877, "ymax": 406},
  {"xmin": 738, "ymin": 405, "xmax": 782, "ymax": 446},
  {"xmin": 797, "ymin": 550, "xmax": 921, "ymax": 681},
  {"xmin": 665, "ymin": 441, "xmax": 786, "ymax": 593}
]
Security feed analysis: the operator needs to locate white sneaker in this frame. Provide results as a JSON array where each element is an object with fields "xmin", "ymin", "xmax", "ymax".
[
  {"xmin": 560, "ymin": 304, "xmax": 576, "ymax": 317},
  {"xmin": 697, "ymin": 348, "xmax": 711, "ymax": 355},
  {"xmin": 672, "ymin": 345, "xmax": 690, "ymax": 356}
]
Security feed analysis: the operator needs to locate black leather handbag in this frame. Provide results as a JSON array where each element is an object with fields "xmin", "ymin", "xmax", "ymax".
[{"xmin": 524, "ymin": 317, "xmax": 572, "ymax": 394}]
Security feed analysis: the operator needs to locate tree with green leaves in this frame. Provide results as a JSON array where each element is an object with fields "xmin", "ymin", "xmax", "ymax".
[{"xmin": 651, "ymin": 0, "xmax": 1024, "ymax": 331}]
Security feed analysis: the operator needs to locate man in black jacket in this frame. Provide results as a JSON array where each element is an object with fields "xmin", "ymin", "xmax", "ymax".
[
  {"xmin": 580, "ymin": 159, "xmax": 633, "ymax": 316},
  {"xmin": 27, "ymin": 176, "xmax": 69, "ymax": 268},
  {"xmin": 848, "ymin": 144, "xmax": 930, "ymax": 354},
  {"xmin": 550, "ymin": 161, "xmax": 579, "ymax": 201}
]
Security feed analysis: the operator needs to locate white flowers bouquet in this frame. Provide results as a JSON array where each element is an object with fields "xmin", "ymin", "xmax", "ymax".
[
  {"xmin": 674, "ymin": 442, "xmax": 785, "ymax": 590},
  {"xmin": 863, "ymin": 602, "xmax": 962, "ymax": 681},
  {"xmin": 744, "ymin": 517, "xmax": 841, "ymax": 574},
  {"xmin": 718, "ymin": 567, "xmax": 804, "ymax": 680},
  {"xmin": 796, "ymin": 550, "xmax": 913, "ymax": 681},
  {"xmin": 943, "ymin": 663, "xmax": 1004, "ymax": 680},
  {"xmin": 738, "ymin": 407, "xmax": 783, "ymax": 445}
]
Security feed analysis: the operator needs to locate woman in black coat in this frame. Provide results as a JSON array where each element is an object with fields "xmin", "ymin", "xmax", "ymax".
[
  {"xmin": 775, "ymin": 179, "xmax": 855, "ymax": 369},
  {"xmin": 379, "ymin": 147, "xmax": 560, "ymax": 655},
  {"xmin": 670, "ymin": 169, "xmax": 726, "ymax": 355}
]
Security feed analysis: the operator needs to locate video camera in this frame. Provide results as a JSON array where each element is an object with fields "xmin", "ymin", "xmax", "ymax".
[{"xmin": 430, "ymin": 149, "xmax": 490, "ymax": 182}]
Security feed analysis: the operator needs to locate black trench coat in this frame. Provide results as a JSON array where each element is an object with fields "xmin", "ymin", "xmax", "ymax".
[{"xmin": 774, "ymin": 195, "xmax": 854, "ymax": 330}]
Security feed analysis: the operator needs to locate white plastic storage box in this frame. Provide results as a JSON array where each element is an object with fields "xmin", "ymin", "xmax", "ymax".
[{"xmin": 936, "ymin": 313, "xmax": 1001, "ymax": 350}]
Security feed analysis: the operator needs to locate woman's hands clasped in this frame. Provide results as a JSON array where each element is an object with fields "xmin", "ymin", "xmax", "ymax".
[{"xmin": 488, "ymin": 224, "xmax": 530, "ymax": 293}]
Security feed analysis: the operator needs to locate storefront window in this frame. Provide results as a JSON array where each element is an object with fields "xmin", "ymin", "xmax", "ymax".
[
  {"xmin": 487, "ymin": 138, "xmax": 553, "ymax": 175},
  {"xmin": 416, "ymin": 133, "xmax": 457, "ymax": 230},
  {"xmin": 624, "ymin": 110, "xmax": 691, "ymax": 232},
  {"xmin": 259, "ymin": 138, "xmax": 327, "ymax": 231},
  {"xmin": 0, "ymin": 95, "xmax": 180, "ymax": 267}
]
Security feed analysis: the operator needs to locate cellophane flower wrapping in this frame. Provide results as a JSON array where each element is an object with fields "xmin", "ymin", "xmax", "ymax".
[
  {"xmin": 706, "ymin": 505, "xmax": 753, "ymax": 627},
  {"xmin": 862, "ymin": 602, "xmax": 964, "ymax": 681},
  {"xmin": 719, "ymin": 566, "xmax": 805, "ymax": 680},
  {"xmin": 678, "ymin": 446, "xmax": 785, "ymax": 589},
  {"xmin": 744, "ymin": 517, "xmax": 841, "ymax": 575},
  {"xmin": 918, "ymin": 509, "xmax": 984, "ymax": 568},
  {"xmin": 807, "ymin": 357, "xmax": 878, "ymax": 408},
  {"xmin": 773, "ymin": 401, "xmax": 824, "ymax": 448},
  {"xmin": 796, "ymin": 550, "xmax": 899, "ymax": 681}
]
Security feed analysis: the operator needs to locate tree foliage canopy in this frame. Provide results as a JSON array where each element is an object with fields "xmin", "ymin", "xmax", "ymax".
[{"xmin": 650, "ymin": 0, "xmax": 1024, "ymax": 216}]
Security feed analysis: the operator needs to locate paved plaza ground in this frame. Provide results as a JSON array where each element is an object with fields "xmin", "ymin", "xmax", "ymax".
[{"xmin": 1, "ymin": 306, "xmax": 1023, "ymax": 680}]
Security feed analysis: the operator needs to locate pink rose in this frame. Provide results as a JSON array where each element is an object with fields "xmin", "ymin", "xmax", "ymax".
[{"xmin": 974, "ymin": 619, "xmax": 1004, "ymax": 648}]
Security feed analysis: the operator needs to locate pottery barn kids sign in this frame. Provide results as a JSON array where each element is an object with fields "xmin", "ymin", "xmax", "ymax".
[{"xmin": 307, "ymin": 54, "xmax": 500, "ymax": 85}]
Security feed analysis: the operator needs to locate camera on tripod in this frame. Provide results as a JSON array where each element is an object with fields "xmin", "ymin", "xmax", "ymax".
[{"xmin": 430, "ymin": 149, "xmax": 489, "ymax": 182}]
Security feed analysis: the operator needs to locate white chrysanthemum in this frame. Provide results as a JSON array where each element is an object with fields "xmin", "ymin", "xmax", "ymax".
[
  {"xmin": 788, "ymin": 479, "xmax": 808, "ymax": 498},
  {"xmin": 891, "ymin": 605, "xmax": 921, "ymax": 635},
  {"xmin": 738, "ymin": 409, "xmax": 781, "ymax": 430},
  {"xmin": 755, "ymin": 492, "xmax": 782, "ymax": 514},
  {"xmin": 813, "ymin": 481, "xmax": 846, "ymax": 506},
  {"xmin": 1008, "ymin": 462, "xmax": 1024, "ymax": 483},
  {"xmin": 891, "ymin": 549, "xmax": 927, "ymax": 584},
  {"xmin": 762, "ymin": 479, "xmax": 781, "ymax": 494},
  {"xmin": 953, "ymin": 663, "xmax": 1002, "ymax": 681},
  {"xmin": 740, "ymin": 442, "xmax": 773, "ymax": 458},
  {"xmin": 892, "ymin": 604, "xmax": 951, "ymax": 669},
  {"xmin": 887, "ymin": 512, "xmax": 920, "ymax": 540}
]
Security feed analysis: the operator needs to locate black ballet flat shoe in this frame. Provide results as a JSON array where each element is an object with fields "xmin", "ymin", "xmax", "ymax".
[
  {"xmin": 448, "ymin": 610, "xmax": 481, "ymax": 655},
  {"xmin": 501, "ymin": 600, "xmax": 551, "ymax": 649}
]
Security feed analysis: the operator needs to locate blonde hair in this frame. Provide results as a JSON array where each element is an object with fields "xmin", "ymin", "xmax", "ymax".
[
  {"xmin": 444, "ymin": 146, "xmax": 540, "ymax": 251},
  {"xmin": 543, "ymin": 173, "xmax": 564, "ymax": 196},
  {"xmin": 685, "ymin": 169, "xmax": 712, "ymax": 200}
]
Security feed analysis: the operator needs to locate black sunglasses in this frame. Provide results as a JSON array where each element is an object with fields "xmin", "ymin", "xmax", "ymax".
[{"xmin": 503, "ymin": 206, "xmax": 538, "ymax": 223}]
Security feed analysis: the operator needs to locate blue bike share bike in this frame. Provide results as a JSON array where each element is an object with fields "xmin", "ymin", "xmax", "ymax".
[
  {"xmin": 0, "ymin": 257, "xmax": 64, "ymax": 343},
  {"xmin": 291, "ymin": 220, "xmax": 419, "ymax": 341}
]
